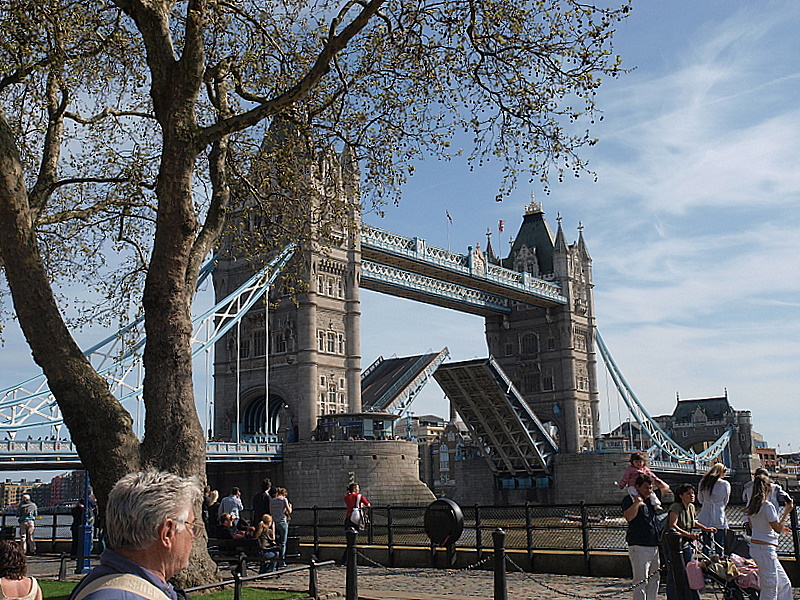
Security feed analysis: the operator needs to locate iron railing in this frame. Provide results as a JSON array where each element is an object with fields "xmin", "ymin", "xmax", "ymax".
[{"xmin": 5, "ymin": 502, "xmax": 798, "ymax": 565}]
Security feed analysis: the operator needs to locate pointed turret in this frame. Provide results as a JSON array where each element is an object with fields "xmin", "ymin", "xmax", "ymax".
[
  {"xmin": 577, "ymin": 222, "xmax": 591, "ymax": 260},
  {"xmin": 485, "ymin": 228, "xmax": 500, "ymax": 265},
  {"xmin": 553, "ymin": 213, "xmax": 568, "ymax": 254},
  {"xmin": 504, "ymin": 196, "xmax": 555, "ymax": 276}
]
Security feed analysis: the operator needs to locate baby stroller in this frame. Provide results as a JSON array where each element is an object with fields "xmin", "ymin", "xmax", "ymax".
[{"xmin": 690, "ymin": 536, "xmax": 760, "ymax": 600}]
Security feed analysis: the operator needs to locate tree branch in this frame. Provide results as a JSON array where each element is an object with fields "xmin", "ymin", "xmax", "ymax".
[{"xmin": 195, "ymin": 0, "xmax": 387, "ymax": 148}]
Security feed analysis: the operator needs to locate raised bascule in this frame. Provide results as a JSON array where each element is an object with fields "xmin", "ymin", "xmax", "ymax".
[{"xmin": 0, "ymin": 140, "xmax": 760, "ymax": 506}]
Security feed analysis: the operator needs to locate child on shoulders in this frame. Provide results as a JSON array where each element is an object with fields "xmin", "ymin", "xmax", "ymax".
[{"xmin": 619, "ymin": 451, "xmax": 669, "ymax": 509}]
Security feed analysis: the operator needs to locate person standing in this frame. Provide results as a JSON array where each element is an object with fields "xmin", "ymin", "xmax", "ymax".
[
  {"xmin": 343, "ymin": 483, "xmax": 370, "ymax": 531},
  {"xmin": 218, "ymin": 487, "xmax": 244, "ymax": 526},
  {"xmin": 269, "ymin": 487, "xmax": 292, "ymax": 568},
  {"xmin": 0, "ymin": 540, "xmax": 42, "ymax": 600},
  {"xmin": 662, "ymin": 483, "xmax": 716, "ymax": 600},
  {"xmin": 622, "ymin": 475, "xmax": 661, "ymax": 600},
  {"xmin": 743, "ymin": 468, "xmax": 790, "ymax": 510},
  {"xmin": 70, "ymin": 500, "xmax": 86, "ymax": 558},
  {"xmin": 696, "ymin": 463, "xmax": 730, "ymax": 555},
  {"xmin": 252, "ymin": 478, "xmax": 274, "ymax": 523},
  {"xmin": 16, "ymin": 495, "xmax": 37, "ymax": 556},
  {"xmin": 746, "ymin": 474, "xmax": 794, "ymax": 600}
]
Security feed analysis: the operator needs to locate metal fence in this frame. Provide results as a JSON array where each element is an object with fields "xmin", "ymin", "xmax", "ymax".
[
  {"xmin": 285, "ymin": 502, "xmax": 800, "ymax": 561},
  {"xmin": 4, "ymin": 502, "xmax": 799, "ymax": 563}
]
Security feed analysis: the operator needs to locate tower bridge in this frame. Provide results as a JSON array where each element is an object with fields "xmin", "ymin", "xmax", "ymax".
[{"xmin": 0, "ymin": 191, "xmax": 758, "ymax": 503}]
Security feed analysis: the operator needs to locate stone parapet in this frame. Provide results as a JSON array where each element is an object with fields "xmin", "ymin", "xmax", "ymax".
[{"xmin": 553, "ymin": 452, "xmax": 631, "ymax": 504}]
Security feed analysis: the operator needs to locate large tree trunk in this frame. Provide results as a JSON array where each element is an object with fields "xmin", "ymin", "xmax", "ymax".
[{"xmin": 0, "ymin": 112, "xmax": 142, "ymax": 506}]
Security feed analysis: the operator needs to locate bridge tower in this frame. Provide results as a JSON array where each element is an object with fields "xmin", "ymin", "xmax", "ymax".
[
  {"xmin": 212, "ymin": 118, "xmax": 362, "ymax": 443},
  {"xmin": 484, "ymin": 200, "xmax": 599, "ymax": 454}
]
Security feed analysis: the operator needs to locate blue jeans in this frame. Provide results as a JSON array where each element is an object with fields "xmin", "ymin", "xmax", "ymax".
[{"xmin": 274, "ymin": 520, "xmax": 289, "ymax": 564}]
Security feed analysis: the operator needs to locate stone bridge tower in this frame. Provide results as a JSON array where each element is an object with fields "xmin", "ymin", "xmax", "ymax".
[
  {"xmin": 211, "ymin": 121, "xmax": 362, "ymax": 443},
  {"xmin": 484, "ymin": 200, "xmax": 599, "ymax": 454}
]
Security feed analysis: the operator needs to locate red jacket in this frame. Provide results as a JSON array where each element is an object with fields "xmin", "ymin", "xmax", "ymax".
[{"xmin": 344, "ymin": 492, "xmax": 370, "ymax": 517}]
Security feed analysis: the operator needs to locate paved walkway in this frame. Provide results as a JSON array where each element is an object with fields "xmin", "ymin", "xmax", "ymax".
[{"xmin": 24, "ymin": 555, "xmax": 800, "ymax": 600}]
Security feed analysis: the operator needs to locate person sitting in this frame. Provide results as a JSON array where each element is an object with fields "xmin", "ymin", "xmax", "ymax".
[
  {"xmin": 0, "ymin": 540, "xmax": 42, "ymax": 600},
  {"xmin": 253, "ymin": 514, "xmax": 279, "ymax": 573},
  {"xmin": 214, "ymin": 513, "xmax": 238, "ymax": 539}
]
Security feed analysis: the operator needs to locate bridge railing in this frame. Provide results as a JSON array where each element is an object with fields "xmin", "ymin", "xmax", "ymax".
[
  {"xmin": 362, "ymin": 224, "xmax": 565, "ymax": 302},
  {"xmin": 0, "ymin": 440, "xmax": 282, "ymax": 464}
]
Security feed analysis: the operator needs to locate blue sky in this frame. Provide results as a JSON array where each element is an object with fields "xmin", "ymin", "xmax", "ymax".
[
  {"xmin": 2, "ymin": 1, "xmax": 799, "ymax": 478},
  {"xmin": 360, "ymin": 0, "xmax": 800, "ymax": 452}
]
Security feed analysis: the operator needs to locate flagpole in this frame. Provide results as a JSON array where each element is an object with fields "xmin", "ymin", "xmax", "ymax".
[{"xmin": 445, "ymin": 208, "xmax": 452, "ymax": 251}]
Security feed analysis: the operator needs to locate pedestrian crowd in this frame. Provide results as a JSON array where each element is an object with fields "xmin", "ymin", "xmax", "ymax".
[{"xmin": 622, "ymin": 452, "xmax": 794, "ymax": 600}]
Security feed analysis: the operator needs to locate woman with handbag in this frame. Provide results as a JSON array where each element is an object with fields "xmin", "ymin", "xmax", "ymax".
[
  {"xmin": 747, "ymin": 473, "xmax": 794, "ymax": 600},
  {"xmin": 662, "ymin": 483, "xmax": 717, "ymax": 600},
  {"xmin": 344, "ymin": 482, "xmax": 370, "ymax": 531}
]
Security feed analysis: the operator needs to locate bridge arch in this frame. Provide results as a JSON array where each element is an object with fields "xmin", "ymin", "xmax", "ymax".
[{"xmin": 241, "ymin": 393, "xmax": 290, "ymax": 440}]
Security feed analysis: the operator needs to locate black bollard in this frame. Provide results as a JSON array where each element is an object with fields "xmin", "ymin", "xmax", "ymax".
[
  {"xmin": 345, "ymin": 528, "xmax": 358, "ymax": 600},
  {"xmin": 232, "ymin": 569, "xmax": 242, "ymax": 600},
  {"xmin": 309, "ymin": 557, "xmax": 319, "ymax": 600},
  {"xmin": 493, "ymin": 528, "xmax": 507, "ymax": 600}
]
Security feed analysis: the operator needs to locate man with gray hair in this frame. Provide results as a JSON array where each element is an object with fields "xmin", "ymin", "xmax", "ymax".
[{"xmin": 71, "ymin": 470, "xmax": 202, "ymax": 600}]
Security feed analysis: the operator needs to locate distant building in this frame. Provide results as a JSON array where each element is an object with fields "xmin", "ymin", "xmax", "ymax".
[{"xmin": 652, "ymin": 392, "xmax": 760, "ymax": 488}]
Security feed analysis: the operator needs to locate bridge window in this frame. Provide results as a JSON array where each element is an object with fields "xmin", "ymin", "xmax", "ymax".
[
  {"xmin": 542, "ymin": 373, "xmax": 553, "ymax": 391},
  {"xmin": 338, "ymin": 333, "xmax": 346, "ymax": 354},
  {"xmin": 338, "ymin": 279, "xmax": 345, "ymax": 298},
  {"xmin": 521, "ymin": 333, "xmax": 538, "ymax": 355},
  {"xmin": 547, "ymin": 337, "xmax": 556, "ymax": 351},
  {"xmin": 439, "ymin": 444, "xmax": 450, "ymax": 471},
  {"xmin": 318, "ymin": 331, "xmax": 326, "ymax": 351},
  {"xmin": 275, "ymin": 332, "xmax": 287, "ymax": 354},
  {"xmin": 327, "ymin": 332, "xmax": 337, "ymax": 353},
  {"xmin": 522, "ymin": 370, "xmax": 541, "ymax": 393},
  {"xmin": 320, "ymin": 376, "xmax": 326, "ymax": 386},
  {"xmin": 239, "ymin": 338, "xmax": 250, "ymax": 359},
  {"xmin": 328, "ymin": 384, "xmax": 337, "ymax": 404},
  {"xmin": 253, "ymin": 329, "xmax": 266, "ymax": 357},
  {"xmin": 504, "ymin": 343, "xmax": 514, "ymax": 356}
]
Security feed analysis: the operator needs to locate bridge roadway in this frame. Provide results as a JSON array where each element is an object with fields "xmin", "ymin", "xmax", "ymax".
[
  {"xmin": 0, "ymin": 439, "xmax": 282, "ymax": 470},
  {"xmin": 361, "ymin": 224, "xmax": 567, "ymax": 315}
]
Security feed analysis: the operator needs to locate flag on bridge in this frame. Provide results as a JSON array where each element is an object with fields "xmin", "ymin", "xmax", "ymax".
[
  {"xmin": 498, "ymin": 220, "xmax": 505, "ymax": 232},
  {"xmin": 446, "ymin": 210, "xmax": 453, "ymax": 224}
]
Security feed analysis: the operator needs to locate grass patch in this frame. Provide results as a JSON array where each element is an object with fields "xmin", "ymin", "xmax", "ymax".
[
  {"xmin": 39, "ymin": 581, "xmax": 78, "ymax": 600},
  {"xmin": 39, "ymin": 580, "xmax": 303, "ymax": 600}
]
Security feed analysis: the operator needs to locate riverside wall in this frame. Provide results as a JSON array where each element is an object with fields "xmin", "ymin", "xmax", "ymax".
[{"xmin": 282, "ymin": 440, "xmax": 436, "ymax": 508}]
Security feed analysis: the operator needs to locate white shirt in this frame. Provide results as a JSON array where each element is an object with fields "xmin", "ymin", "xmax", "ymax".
[
  {"xmin": 749, "ymin": 501, "xmax": 780, "ymax": 545},
  {"xmin": 696, "ymin": 478, "xmax": 730, "ymax": 528}
]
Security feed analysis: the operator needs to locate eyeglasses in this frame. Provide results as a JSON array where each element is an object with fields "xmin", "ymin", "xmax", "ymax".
[{"xmin": 178, "ymin": 519, "xmax": 204, "ymax": 539}]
